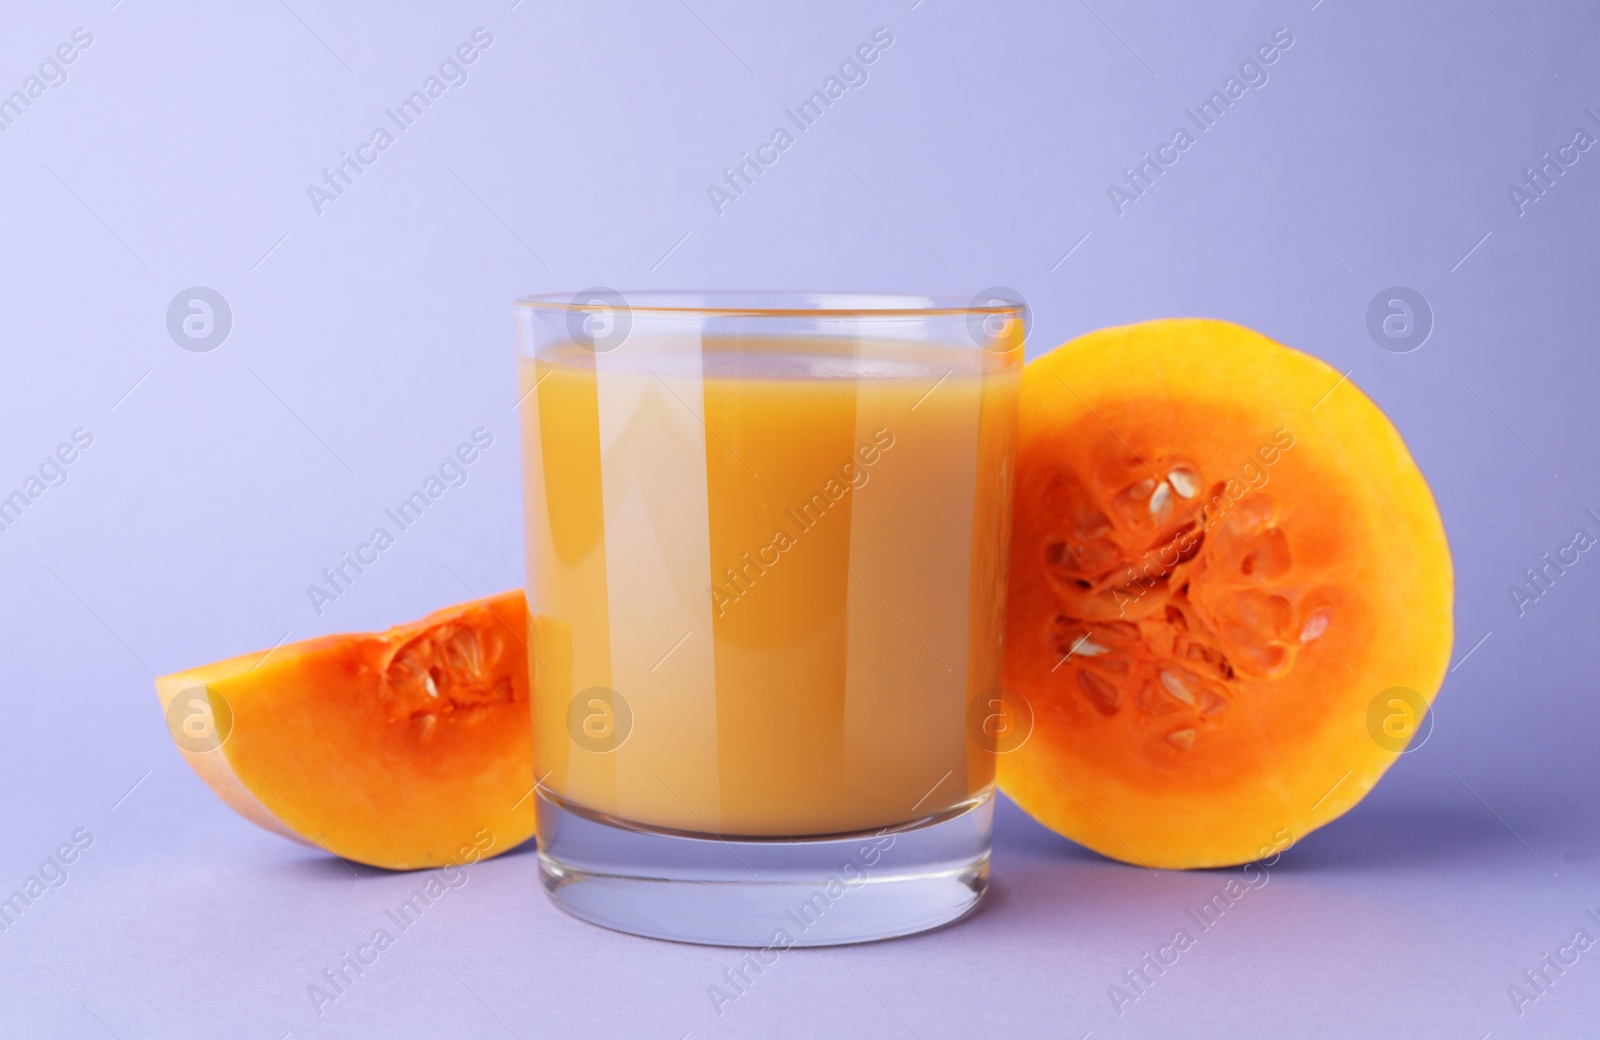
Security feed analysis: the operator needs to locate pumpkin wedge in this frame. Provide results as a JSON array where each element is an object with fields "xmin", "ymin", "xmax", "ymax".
[
  {"xmin": 1000, "ymin": 319, "xmax": 1452, "ymax": 868},
  {"xmin": 156, "ymin": 592, "xmax": 535, "ymax": 870}
]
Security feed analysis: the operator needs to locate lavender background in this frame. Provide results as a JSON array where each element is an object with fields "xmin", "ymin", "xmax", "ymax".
[{"xmin": 2, "ymin": 0, "xmax": 1597, "ymax": 1036}]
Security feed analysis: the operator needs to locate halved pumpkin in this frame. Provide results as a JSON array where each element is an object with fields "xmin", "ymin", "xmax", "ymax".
[
  {"xmin": 1000, "ymin": 319, "xmax": 1452, "ymax": 868},
  {"xmin": 156, "ymin": 592, "xmax": 535, "ymax": 870}
]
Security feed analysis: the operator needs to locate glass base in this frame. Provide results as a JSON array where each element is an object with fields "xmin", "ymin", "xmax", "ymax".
[{"xmin": 536, "ymin": 790, "xmax": 992, "ymax": 947}]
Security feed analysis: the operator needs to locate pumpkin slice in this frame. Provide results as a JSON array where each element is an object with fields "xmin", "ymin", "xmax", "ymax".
[
  {"xmin": 156, "ymin": 592, "xmax": 535, "ymax": 870},
  {"xmin": 1000, "ymin": 319, "xmax": 1452, "ymax": 868}
]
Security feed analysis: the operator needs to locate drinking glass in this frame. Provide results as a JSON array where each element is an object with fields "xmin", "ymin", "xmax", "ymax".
[{"xmin": 516, "ymin": 290, "xmax": 1023, "ymax": 945}]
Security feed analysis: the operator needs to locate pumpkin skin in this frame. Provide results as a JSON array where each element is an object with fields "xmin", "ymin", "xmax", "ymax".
[
  {"xmin": 998, "ymin": 319, "xmax": 1453, "ymax": 869},
  {"xmin": 155, "ymin": 592, "xmax": 535, "ymax": 870}
]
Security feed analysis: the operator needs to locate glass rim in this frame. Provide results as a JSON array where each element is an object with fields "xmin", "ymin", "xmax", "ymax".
[{"xmin": 515, "ymin": 290, "xmax": 1025, "ymax": 319}]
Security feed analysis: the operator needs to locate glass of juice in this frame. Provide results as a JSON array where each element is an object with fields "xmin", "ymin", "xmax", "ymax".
[{"xmin": 515, "ymin": 290, "xmax": 1023, "ymax": 946}]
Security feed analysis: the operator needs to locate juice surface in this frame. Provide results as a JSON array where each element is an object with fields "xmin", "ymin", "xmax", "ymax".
[{"xmin": 519, "ymin": 337, "xmax": 1017, "ymax": 836}]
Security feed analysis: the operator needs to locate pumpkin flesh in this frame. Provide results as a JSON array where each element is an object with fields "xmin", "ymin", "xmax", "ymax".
[{"xmin": 155, "ymin": 592, "xmax": 535, "ymax": 870}]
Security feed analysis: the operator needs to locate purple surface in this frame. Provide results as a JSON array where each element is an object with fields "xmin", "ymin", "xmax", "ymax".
[{"xmin": 2, "ymin": 0, "xmax": 1597, "ymax": 1036}]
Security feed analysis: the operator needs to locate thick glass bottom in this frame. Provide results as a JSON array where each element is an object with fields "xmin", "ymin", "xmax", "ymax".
[{"xmin": 536, "ymin": 790, "xmax": 992, "ymax": 947}]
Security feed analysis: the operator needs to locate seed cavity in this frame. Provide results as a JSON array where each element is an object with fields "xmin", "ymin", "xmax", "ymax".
[
  {"xmin": 381, "ymin": 618, "xmax": 519, "ymax": 723},
  {"xmin": 1039, "ymin": 449, "xmax": 1323, "ymax": 753},
  {"xmin": 1077, "ymin": 670, "xmax": 1122, "ymax": 716},
  {"xmin": 447, "ymin": 628, "xmax": 482, "ymax": 678},
  {"xmin": 387, "ymin": 650, "xmax": 428, "ymax": 700},
  {"xmin": 1240, "ymin": 527, "xmax": 1293, "ymax": 579},
  {"xmin": 1072, "ymin": 634, "xmax": 1109, "ymax": 657},
  {"xmin": 1047, "ymin": 537, "xmax": 1122, "ymax": 577},
  {"xmin": 1074, "ymin": 510, "xmax": 1112, "ymax": 540},
  {"xmin": 1167, "ymin": 467, "xmax": 1199, "ymax": 498},
  {"xmin": 1159, "ymin": 669, "xmax": 1196, "ymax": 705},
  {"xmin": 1148, "ymin": 480, "xmax": 1173, "ymax": 518},
  {"xmin": 1136, "ymin": 681, "xmax": 1182, "ymax": 716}
]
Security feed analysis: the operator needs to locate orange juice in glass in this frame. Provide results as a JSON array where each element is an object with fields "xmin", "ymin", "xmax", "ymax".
[{"xmin": 516, "ymin": 291, "xmax": 1021, "ymax": 946}]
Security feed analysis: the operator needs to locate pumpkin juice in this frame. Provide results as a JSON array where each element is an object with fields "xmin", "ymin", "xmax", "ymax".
[{"xmin": 518, "ymin": 339, "xmax": 1019, "ymax": 837}]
